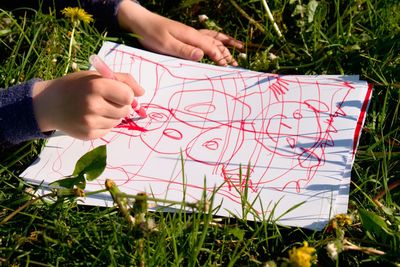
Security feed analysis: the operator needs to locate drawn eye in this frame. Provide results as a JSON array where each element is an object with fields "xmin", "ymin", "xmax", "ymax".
[
  {"xmin": 184, "ymin": 102, "xmax": 216, "ymax": 115},
  {"xmin": 286, "ymin": 137, "xmax": 296, "ymax": 148},
  {"xmin": 293, "ymin": 109, "xmax": 303, "ymax": 119},
  {"xmin": 202, "ymin": 138, "xmax": 221, "ymax": 150},
  {"xmin": 163, "ymin": 128, "xmax": 182, "ymax": 140},
  {"xmin": 149, "ymin": 112, "xmax": 168, "ymax": 122},
  {"xmin": 304, "ymin": 100, "xmax": 329, "ymax": 112}
]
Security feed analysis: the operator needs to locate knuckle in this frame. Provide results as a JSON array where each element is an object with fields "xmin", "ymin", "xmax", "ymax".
[
  {"xmin": 178, "ymin": 45, "xmax": 192, "ymax": 57},
  {"xmin": 80, "ymin": 114, "xmax": 99, "ymax": 130},
  {"xmin": 85, "ymin": 131, "xmax": 100, "ymax": 140},
  {"xmin": 124, "ymin": 89, "xmax": 135, "ymax": 104},
  {"xmin": 114, "ymin": 83, "xmax": 134, "ymax": 104},
  {"xmin": 80, "ymin": 114, "xmax": 92, "ymax": 126},
  {"xmin": 85, "ymin": 98, "xmax": 99, "ymax": 113}
]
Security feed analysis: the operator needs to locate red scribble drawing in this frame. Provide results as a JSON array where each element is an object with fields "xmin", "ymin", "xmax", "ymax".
[
  {"xmin": 21, "ymin": 42, "xmax": 372, "ymax": 229},
  {"xmin": 45, "ymin": 45, "xmax": 366, "ymax": 207}
]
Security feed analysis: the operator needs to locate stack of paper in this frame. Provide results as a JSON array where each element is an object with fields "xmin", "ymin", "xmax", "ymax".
[{"xmin": 21, "ymin": 42, "xmax": 372, "ymax": 230}]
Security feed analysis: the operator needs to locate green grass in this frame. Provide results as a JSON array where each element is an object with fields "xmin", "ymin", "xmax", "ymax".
[{"xmin": 1, "ymin": 0, "xmax": 400, "ymax": 266}]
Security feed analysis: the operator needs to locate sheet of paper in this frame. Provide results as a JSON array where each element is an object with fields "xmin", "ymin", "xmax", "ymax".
[{"xmin": 21, "ymin": 41, "xmax": 372, "ymax": 230}]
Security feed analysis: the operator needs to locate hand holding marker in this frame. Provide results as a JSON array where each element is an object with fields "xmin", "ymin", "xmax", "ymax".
[{"xmin": 89, "ymin": 54, "xmax": 147, "ymax": 118}]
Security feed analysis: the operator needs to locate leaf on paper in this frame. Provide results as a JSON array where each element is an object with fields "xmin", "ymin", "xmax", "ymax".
[{"xmin": 72, "ymin": 145, "xmax": 107, "ymax": 181}]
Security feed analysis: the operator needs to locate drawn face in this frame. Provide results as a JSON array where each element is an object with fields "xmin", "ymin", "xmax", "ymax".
[
  {"xmin": 184, "ymin": 122, "xmax": 246, "ymax": 165},
  {"xmin": 254, "ymin": 101, "xmax": 324, "ymax": 158},
  {"xmin": 117, "ymin": 89, "xmax": 252, "ymax": 157},
  {"xmin": 168, "ymin": 89, "xmax": 251, "ymax": 164},
  {"xmin": 126, "ymin": 104, "xmax": 188, "ymax": 154},
  {"xmin": 168, "ymin": 89, "xmax": 252, "ymax": 129}
]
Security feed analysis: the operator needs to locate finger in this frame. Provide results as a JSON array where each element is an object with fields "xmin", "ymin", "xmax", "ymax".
[
  {"xmin": 73, "ymin": 100, "xmax": 128, "ymax": 128},
  {"xmin": 95, "ymin": 117, "xmax": 123, "ymax": 130},
  {"xmin": 199, "ymin": 29, "xmax": 244, "ymax": 50},
  {"xmin": 161, "ymin": 33, "xmax": 205, "ymax": 62},
  {"xmin": 218, "ymin": 44, "xmax": 238, "ymax": 67},
  {"xmin": 198, "ymin": 30, "xmax": 242, "ymax": 66},
  {"xmin": 172, "ymin": 29, "xmax": 229, "ymax": 65},
  {"xmin": 82, "ymin": 114, "xmax": 123, "ymax": 130},
  {"xmin": 82, "ymin": 92, "xmax": 132, "ymax": 120},
  {"xmin": 66, "ymin": 116, "xmax": 121, "ymax": 140},
  {"xmin": 114, "ymin": 72, "xmax": 145, "ymax": 96},
  {"xmin": 204, "ymin": 38, "xmax": 228, "ymax": 66},
  {"xmin": 101, "ymin": 101, "xmax": 132, "ymax": 120},
  {"xmin": 98, "ymin": 79, "xmax": 136, "ymax": 106}
]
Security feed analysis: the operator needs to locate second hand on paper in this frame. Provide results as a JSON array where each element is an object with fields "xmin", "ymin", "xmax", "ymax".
[{"xmin": 89, "ymin": 54, "xmax": 147, "ymax": 118}]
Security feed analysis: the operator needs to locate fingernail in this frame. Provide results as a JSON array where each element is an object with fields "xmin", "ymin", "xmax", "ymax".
[
  {"xmin": 192, "ymin": 49, "xmax": 204, "ymax": 61},
  {"xmin": 131, "ymin": 99, "xmax": 138, "ymax": 109}
]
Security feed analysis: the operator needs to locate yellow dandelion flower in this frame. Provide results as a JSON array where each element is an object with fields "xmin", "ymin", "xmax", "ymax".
[
  {"xmin": 62, "ymin": 7, "xmax": 93, "ymax": 25},
  {"xmin": 328, "ymin": 213, "xmax": 353, "ymax": 230},
  {"xmin": 334, "ymin": 213, "xmax": 353, "ymax": 227},
  {"xmin": 288, "ymin": 241, "xmax": 317, "ymax": 267}
]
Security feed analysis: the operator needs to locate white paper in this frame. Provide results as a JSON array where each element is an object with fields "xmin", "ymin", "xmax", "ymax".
[{"xmin": 21, "ymin": 42, "xmax": 372, "ymax": 230}]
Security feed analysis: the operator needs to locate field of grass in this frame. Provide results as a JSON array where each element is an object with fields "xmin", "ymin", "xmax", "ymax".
[{"xmin": 1, "ymin": 0, "xmax": 399, "ymax": 266}]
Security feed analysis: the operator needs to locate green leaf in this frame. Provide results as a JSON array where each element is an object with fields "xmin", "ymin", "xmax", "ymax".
[
  {"xmin": 359, "ymin": 209, "xmax": 393, "ymax": 241},
  {"xmin": 0, "ymin": 29, "xmax": 12, "ymax": 36},
  {"xmin": 307, "ymin": 0, "xmax": 319, "ymax": 23},
  {"xmin": 292, "ymin": 4, "xmax": 306, "ymax": 17},
  {"xmin": 228, "ymin": 227, "xmax": 244, "ymax": 241},
  {"xmin": 72, "ymin": 145, "xmax": 107, "ymax": 181},
  {"xmin": 50, "ymin": 175, "xmax": 85, "ymax": 189}
]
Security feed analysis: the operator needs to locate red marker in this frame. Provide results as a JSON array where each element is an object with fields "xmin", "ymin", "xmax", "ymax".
[{"xmin": 89, "ymin": 54, "xmax": 147, "ymax": 118}]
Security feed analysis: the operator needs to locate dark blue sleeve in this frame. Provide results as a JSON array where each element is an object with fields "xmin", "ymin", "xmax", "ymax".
[
  {"xmin": 75, "ymin": 0, "xmax": 124, "ymax": 30},
  {"xmin": 0, "ymin": 0, "xmax": 133, "ymax": 31},
  {"xmin": 0, "ymin": 79, "xmax": 51, "ymax": 145}
]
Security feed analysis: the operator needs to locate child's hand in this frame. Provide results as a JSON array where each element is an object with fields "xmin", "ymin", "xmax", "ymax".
[
  {"xmin": 32, "ymin": 71, "xmax": 144, "ymax": 140},
  {"xmin": 117, "ymin": 1, "xmax": 243, "ymax": 66}
]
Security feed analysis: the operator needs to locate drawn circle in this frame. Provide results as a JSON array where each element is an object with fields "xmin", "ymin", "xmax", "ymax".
[
  {"xmin": 293, "ymin": 109, "xmax": 303, "ymax": 119},
  {"xmin": 184, "ymin": 102, "xmax": 216, "ymax": 115},
  {"xmin": 163, "ymin": 128, "xmax": 183, "ymax": 140},
  {"xmin": 202, "ymin": 138, "xmax": 221, "ymax": 150},
  {"xmin": 149, "ymin": 112, "xmax": 169, "ymax": 121}
]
